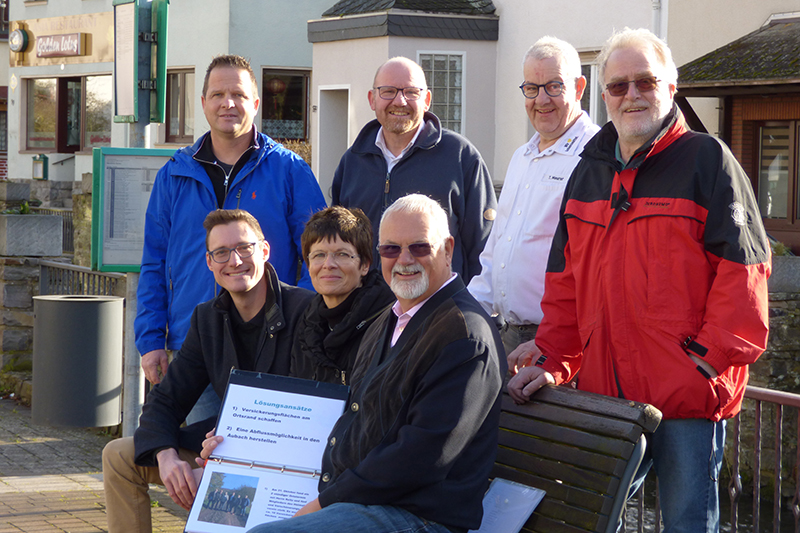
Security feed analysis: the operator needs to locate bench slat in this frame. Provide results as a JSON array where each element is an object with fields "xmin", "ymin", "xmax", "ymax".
[
  {"xmin": 495, "ymin": 446, "xmax": 621, "ymax": 495},
  {"xmin": 522, "ymin": 504, "xmax": 605, "ymax": 533},
  {"xmin": 503, "ymin": 385, "xmax": 660, "ymax": 432},
  {"xmin": 500, "ymin": 413, "xmax": 636, "ymax": 459},
  {"xmin": 498, "ymin": 430, "xmax": 628, "ymax": 477},
  {"xmin": 501, "ymin": 399, "xmax": 645, "ymax": 442},
  {"xmin": 490, "ymin": 463, "xmax": 612, "ymax": 515}
]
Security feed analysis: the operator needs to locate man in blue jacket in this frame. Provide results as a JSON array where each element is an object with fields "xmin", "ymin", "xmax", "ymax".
[{"xmin": 135, "ymin": 55, "xmax": 325, "ymax": 423}]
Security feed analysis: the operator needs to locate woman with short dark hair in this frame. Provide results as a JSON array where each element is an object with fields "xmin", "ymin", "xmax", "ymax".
[{"xmin": 291, "ymin": 206, "xmax": 394, "ymax": 384}]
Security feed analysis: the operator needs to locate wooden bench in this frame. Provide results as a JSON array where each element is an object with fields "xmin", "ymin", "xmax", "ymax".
[{"xmin": 491, "ymin": 385, "xmax": 662, "ymax": 533}]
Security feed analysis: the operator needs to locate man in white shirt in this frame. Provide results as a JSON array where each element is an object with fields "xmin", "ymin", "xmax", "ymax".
[{"xmin": 468, "ymin": 36, "xmax": 600, "ymax": 356}]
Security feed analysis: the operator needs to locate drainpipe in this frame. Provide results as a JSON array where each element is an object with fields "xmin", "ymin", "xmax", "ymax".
[{"xmin": 652, "ymin": 0, "xmax": 662, "ymax": 39}]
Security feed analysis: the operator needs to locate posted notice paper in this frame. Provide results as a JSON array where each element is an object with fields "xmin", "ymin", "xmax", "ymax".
[{"xmin": 184, "ymin": 370, "xmax": 348, "ymax": 533}]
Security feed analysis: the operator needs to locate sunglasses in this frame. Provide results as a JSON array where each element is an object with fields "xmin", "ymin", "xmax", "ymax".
[
  {"xmin": 376, "ymin": 242, "xmax": 436, "ymax": 259},
  {"xmin": 604, "ymin": 76, "xmax": 660, "ymax": 97}
]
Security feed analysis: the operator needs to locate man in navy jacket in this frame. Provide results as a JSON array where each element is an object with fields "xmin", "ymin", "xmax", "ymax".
[{"xmin": 332, "ymin": 57, "xmax": 495, "ymax": 284}]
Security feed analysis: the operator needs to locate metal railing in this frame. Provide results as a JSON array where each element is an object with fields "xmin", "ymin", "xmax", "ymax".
[
  {"xmin": 31, "ymin": 207, "xmax": 74, "ymax": 254},
  {"xmin": 623, "ymin": 386, "xmax": 800, "ymax": 532},
  {"xmin": 39, "ymin": 260, "xmax": 125, "ymax": 297}
]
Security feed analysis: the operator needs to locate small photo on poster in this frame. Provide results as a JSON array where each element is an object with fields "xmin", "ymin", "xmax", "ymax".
[{"xmin": 197, "ymin": 472, "xmax": 258, "ymax": 529}]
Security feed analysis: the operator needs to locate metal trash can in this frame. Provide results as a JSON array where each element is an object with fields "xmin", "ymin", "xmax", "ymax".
[{"xmin": 32, "ymin": 295, "xmax": 124, "ymax": 427}]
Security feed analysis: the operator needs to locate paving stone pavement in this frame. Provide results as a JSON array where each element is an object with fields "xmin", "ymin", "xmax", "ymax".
[{"xmin": 0, "ymin": 398, "xmax": 189, "ymax": 532}]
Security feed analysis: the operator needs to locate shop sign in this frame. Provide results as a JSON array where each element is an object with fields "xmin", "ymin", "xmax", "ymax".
[{"xmin": 36, "ymin": 33, "xmax": 84, "ymax": 58}]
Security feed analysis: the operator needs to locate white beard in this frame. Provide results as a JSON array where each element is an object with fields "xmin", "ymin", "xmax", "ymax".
[{"xmin": 390, "ymin": 264, "xmax": 429, "ymax": 301}]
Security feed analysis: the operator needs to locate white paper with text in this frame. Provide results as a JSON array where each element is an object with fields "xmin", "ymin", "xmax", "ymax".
[{"xmin": 184, "ymin": 372, "xmax": 348, "ymax": 533}]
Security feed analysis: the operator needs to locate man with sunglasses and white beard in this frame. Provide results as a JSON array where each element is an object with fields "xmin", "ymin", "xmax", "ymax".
[
  {"xmin": 246, "ymin": 194, "xmax": 505, "ymax": 533},
  {"xmin": 507, "ymin": 28, "xmax": 770, "ymax": 533}
]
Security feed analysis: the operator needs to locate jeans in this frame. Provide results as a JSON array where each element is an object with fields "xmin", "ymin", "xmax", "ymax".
[
  {"xmin": 247, "ymin": 503, "xmax": 453, "ymax": 533},
  {"xmin": 624, "ymin": 418, "xmax": 726, "ymax": 533},
  {"xmin": 186, "ymin": 382, "xmax": 222, "ymax": 425}
]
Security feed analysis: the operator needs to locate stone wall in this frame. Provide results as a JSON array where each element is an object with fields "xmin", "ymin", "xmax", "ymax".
[
  {"xmin": 9, "ymin": 178, "xmax": 74, "ymax": 208},
  {"xmin": 726, "ymin": 287, "xmax": 800, "ymax": 499},
  {"xmin": 0, "ymin": 257, "xmax": 41, "ymax": 369},
  {"xmin": 72, "ymin": 174, "xmax": 93, "ymax": 268}
]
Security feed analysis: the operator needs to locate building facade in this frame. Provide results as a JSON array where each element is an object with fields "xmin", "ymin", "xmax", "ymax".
[{"xmin": 7, "ymin": 0, "xmax": 330, "ymax": 192}]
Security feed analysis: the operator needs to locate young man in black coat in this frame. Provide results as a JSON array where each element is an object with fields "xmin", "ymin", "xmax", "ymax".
[{"xmin": 102, "ymin": 209, "xmax": 313, "ymax": 533}]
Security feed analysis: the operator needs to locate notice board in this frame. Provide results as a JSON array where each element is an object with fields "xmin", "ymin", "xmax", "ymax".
[{"xmin": 91, "ymin": 147, "xmax": 174, "ymax": 272}]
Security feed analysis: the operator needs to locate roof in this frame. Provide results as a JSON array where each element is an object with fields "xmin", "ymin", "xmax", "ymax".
[
  {"xmin": 322, "ymin": 0, "xmax": 496, "ymax": 17},
  {"xmin": 678, "ymin": 17, "xmax": 800, "ymax": 90}
]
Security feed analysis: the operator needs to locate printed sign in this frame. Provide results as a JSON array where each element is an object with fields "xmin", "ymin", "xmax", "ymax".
[{"xmin": 36, "ymin": 33, "xmax": 84, "ymax": 57}]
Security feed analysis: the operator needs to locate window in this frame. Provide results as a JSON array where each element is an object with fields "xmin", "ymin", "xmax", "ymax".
[
  {"xmin": 261, "ymin": 69, "xmax": 309, "ymax": 140},
  {"xmin": 85, "ymin": 76, "xmax": 112, "ymax": 148},
  {"xmin": 420, "ymin": 53, "xmax": 462, "ymax": 133},
  {"xmin": 581, "ymin": 63, "xmax": 608, "ymax": 127},
  {"xmin": 166, "ymin": 70, "xmax": 195, "ymax": 143},
  {"xmin": 25, "ymin": 75, "xmax": 111, "ymax": 152},
  {"xmin": 756, "ymin": 121, "xmax": 798, "ymax": 222}
]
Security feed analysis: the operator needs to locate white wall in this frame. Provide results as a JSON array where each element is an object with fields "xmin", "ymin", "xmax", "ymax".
[{"xmin": 311, "ymin": 37, "xmax": 390, "ymax": 183}]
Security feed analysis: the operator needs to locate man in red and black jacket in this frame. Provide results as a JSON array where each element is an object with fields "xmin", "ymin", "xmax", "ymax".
[{"xmin": 508, "ymin": 28, "xmax": 770, "ymax": 533}]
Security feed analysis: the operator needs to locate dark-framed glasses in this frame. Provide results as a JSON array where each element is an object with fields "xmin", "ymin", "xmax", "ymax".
[
  {"xmin": 207, "ymin": 242, "xmax": 259, "ymax": 263},
  {"xmin": 374, "ymin": 86, "xmax": 427, "ymax": 101},
  {"xmin": 308, "ymin": 251, "xmax": 359, "ymax": 266},
  {"xmin": 377, "ymin": 242, "xmax": 436, "ymax": 259},
  {"xmin": 604, "ymin": 76, "xmax": 660, "ymax": 97},
  {"xmin": 519, "ymin": 81, "xmax": 565, "ymax": 99}
]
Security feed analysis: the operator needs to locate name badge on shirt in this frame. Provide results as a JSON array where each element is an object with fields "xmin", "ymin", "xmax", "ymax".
[{"xmin": 541, "ymin": 174, "xmax": 568, "ymax": 184}]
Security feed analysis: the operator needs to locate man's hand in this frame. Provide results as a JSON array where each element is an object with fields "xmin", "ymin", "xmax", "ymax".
[
  {"xmin": 197, "ymin": 429, "xmax": 223, "ymax": 465},
  {"xmin": 142, "ymin": 349, "xmax": 169, "ymax": 384},
  {"xmin": 156, "ymin": 448, "xmax": 198, "ymax": 511},
  {"xmin": 293, "ymin": 498, "xmax": 321, "ymax": 517},
  {"xmin": 689, "ymin": 354, "xmax": 719, "ymax": 379},
  {"xmin": 507, "ymin": 366, "xmax": 555, "ymax": 404},
  {"xmin": 507, "ymin": 340, "xmax": 540, "ymax": 375}
]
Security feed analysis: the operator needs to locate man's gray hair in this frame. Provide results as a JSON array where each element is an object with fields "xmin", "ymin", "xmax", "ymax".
[
  {"xmin": 523, "ymin": 36, "xmax": 582, "ymax": 81},
  {"xmin": 597, "ymin": 28, "xmax": 678, "ymax": 86},
  {"xmin": 380, "ymin": 194, "xmax": 451, "ymax": 245}
]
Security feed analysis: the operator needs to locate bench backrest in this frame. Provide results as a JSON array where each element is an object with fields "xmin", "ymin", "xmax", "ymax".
[{"xmin": 491, "ymin": 385, "xmax": 662, "ymax": 533}]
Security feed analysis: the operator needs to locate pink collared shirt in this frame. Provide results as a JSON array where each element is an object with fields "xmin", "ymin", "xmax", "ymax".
[{"xmin": 390, "ymin": 273, "xmax": 457, "ymax": 346}]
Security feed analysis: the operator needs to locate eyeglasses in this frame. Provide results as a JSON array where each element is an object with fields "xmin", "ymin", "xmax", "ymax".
[
  {"xmin": 207, "ymin": 242, "xmax": 260, "ymax": 263},
  {"xmin": 604, "ymin": 77, "xmax": 661, "ymax": 97},
  {"xmin": 377, "ymin": 242, "xmax": 436, "ymax": 259},
  {"xmin": 519, "ymin": 81, "xmax": 566, "ymax": 99},
  {"xmin": 374, "ymin": 86, "xmax": 427, "ymax": 101},
  {"xmin": 308, "ymin": 251, "xmax": 359, "ymax": 266}
]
